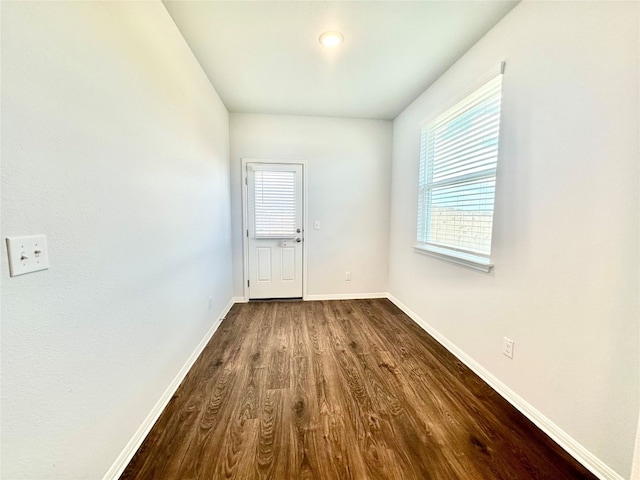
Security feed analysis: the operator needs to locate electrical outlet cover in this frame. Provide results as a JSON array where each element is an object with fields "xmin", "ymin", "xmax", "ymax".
[{"xmin": 503, "ymin": 337, "xmax": 514, "ymax": 359}]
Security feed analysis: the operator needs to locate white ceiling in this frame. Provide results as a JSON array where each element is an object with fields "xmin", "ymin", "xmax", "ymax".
[{"xmin": 164, "ymin": 1, "xmax": 518, "ymax": 120}]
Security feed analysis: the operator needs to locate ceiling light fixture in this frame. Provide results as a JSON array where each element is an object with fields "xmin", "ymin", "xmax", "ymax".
[{"xmin": 319, "ymin": 31, "xmax": 344, "ymax": 48}]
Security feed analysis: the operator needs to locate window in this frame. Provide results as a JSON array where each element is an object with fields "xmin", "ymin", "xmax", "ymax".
[
  {"xmin": 416, "ymin": 68, "xmax": 503, "ymax": 272},
  {"xmin": 254, "ymin": 170, "xmax": 297, "ymax": 238}
]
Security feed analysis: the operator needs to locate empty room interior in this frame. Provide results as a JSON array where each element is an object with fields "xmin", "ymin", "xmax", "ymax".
[{"xmin": 1, "ymin": 1, "xmax": 639, "ymax": 479}]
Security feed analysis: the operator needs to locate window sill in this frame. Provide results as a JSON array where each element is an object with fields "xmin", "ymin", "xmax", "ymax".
[{"xmin": 413, "ymin": 244, "xmax": 493, "ymax": 273}]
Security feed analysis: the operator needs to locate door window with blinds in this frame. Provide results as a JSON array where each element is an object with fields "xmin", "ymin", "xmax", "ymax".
[
  {"xmin": 416, "ymin": 66, "xmax": 504, "ymax": 271},
  {"xmin": 254, "ymin": 170, "xmax": 297, "ymax": 238}
]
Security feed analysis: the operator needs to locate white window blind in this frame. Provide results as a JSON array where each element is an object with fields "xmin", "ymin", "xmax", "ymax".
[
  {"xmin": 254, "ymin": 170, "xmax": 296, "ymax": 238},
  {"xmin": 416, "ymin": 71, "xmax": 503, "ymax": 269}
]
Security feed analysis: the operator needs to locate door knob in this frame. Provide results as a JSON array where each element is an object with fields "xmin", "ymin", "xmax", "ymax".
[{"xmin": 296, "ymin": 238, "xmax": 302, "ymax": 243}]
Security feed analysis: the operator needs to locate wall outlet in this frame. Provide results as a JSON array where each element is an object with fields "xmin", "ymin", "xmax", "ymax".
[
  {"xmin": 503, "ymin": 337, "xmax": 514, "ymax": 359},
  {"xmin": 345, "ymin": 271, "xmax": 352, "ymax": 281},
  {"xmin": 208, "ymin": 296, "xmax": 213, "ymax": 311}
]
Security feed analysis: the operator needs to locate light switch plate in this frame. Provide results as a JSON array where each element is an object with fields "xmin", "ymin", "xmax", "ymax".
[
  {"xmin": 314, "ymin": 220, "xmax": 321, "ymax": 230},
  {"xmin": 6, "ymin": 235, "xmax": 50, "ymax": 277}
]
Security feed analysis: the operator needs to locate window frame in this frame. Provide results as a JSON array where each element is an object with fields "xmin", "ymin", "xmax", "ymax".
[{"xmin": 414, "ymin": 63, "xmax": 505, "ymax": 272}]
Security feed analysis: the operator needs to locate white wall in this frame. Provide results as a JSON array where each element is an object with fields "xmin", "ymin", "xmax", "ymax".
[
  {"xmin": 0, "ymin": 2, "xmax": 233, "ymax": 479},
  {"xmin": 388, "ymin": 2, "xmax": 639, "ymax": 478},
  {"xmin": 229, "ymin": 114, "xmax": 392, "ymax": 298}
]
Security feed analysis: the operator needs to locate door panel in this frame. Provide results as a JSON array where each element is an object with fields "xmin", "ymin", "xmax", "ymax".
[
  {"xmin": 247, "ymin": 163, "xmax": 303, "ymax": 299},
  {"xmin": 257, "ymin": 247, "xmax": 272, "ymax": 282},
  {"xmin": 281, "ymin": 247, "xmax": 295, "ymax": 281}
]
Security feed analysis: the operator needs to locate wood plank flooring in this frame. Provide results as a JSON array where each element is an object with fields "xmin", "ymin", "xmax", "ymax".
[{"xmin": 121, "ymin": 299, "xmax": 596, "ymax": 480}]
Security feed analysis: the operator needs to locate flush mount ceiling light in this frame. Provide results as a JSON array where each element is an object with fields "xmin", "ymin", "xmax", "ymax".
[{"xmin": 319, "ymin": 31, "xmax": 344, "ymax": 48}]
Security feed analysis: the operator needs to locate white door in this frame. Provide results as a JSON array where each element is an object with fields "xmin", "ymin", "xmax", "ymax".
[{"xmin": 246, "ymin": 162, "xmax": 303, "ymax": 299}]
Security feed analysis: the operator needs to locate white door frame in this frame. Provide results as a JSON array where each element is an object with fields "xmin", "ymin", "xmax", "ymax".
[{"xmin": 241, "ymin": 158, "xmax": 308, "ymax": 302}]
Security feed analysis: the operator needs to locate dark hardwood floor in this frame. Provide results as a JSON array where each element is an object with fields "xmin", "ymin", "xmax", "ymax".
[{"xmin": 121, "ymin": 299, "xmax": 596, "ymax": 480}]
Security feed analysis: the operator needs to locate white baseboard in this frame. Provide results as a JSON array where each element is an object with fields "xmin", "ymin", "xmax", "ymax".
[
  {"xmin": 232, "ymin": 296, "xmax": 248, "ymax": 303},
  {"xmin": 304, "ymin": 292, "xmax": 388, "ymax": 301},
  {"xmin": 632, "ymin": 421, "xmax": 640, "ymax": 480},
  {"xmin": 386, "ymin": 294, "xmax": 623, "ymax": 480},
  {"xmin": 101, "ymin": 297, "xmax": 237, "ymax": 480}
]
